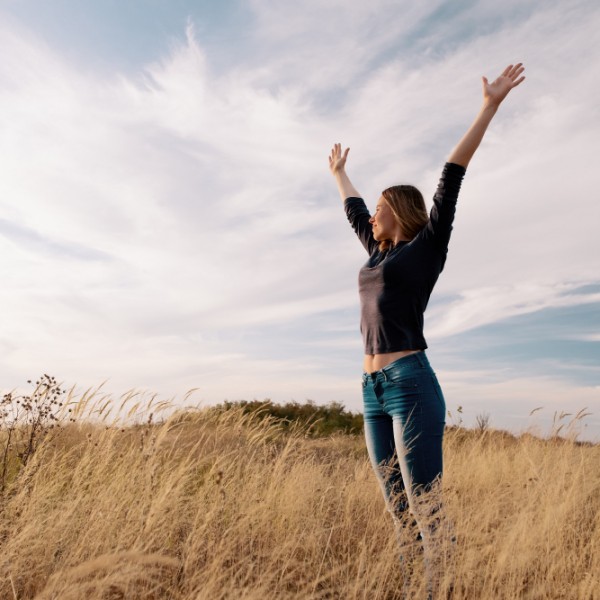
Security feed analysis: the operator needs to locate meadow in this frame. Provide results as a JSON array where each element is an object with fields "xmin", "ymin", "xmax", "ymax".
[{"xmin": 0, "ymin": 377, "xmax": 598, "ymax": 599}]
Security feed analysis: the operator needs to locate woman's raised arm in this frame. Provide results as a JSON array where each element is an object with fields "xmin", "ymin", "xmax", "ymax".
[
  {"xmin": 329, "ymin": 143, "xmax": 362, "ymax": 201},
  {"xmin": 448, "ymin": 63, "xmax": 525, "ymax": 169}
]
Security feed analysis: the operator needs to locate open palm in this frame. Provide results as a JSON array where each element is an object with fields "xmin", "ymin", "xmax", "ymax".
[
  {"xmin": 329, "ymin": 143, "xmax": 350, "ymax": 174},
  {"xmin": 483, "ymin": 63, "xmax": 525, "ymax": 107}
]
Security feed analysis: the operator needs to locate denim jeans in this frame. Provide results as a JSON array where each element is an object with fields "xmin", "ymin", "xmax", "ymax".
[{"xmin": 362, "ymin": 351, "xmax": 447, "ymax": 559}]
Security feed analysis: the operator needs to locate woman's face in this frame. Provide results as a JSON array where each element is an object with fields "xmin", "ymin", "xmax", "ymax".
[{"xmin": 370, "ymin": 196, "xmax": 401, "ymax": 241}]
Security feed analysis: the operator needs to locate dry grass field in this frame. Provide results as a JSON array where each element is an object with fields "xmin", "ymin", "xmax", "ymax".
[{"xmin": 0, "ymin": 384, "xmax": 598, "ymax": 599}]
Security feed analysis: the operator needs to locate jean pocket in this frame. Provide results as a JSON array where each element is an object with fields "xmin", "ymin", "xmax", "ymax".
[{"xmin": 385, "ymin": 374, "xmax": 419, "ymax": 390}]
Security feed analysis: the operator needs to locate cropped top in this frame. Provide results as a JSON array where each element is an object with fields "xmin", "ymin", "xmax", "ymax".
[{"xmin": 344, "ymin": 162, "xmax": 466, "ymax": 354}]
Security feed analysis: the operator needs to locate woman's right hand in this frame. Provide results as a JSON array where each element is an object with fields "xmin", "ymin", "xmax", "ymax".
[{"xmin": 329, "ymin": 143, "xmax": 350, "ymax": 175}]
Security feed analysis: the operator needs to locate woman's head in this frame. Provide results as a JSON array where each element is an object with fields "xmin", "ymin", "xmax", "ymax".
[{"xmin": 373, "ymin": 185, "xmax": 428, "ymax": 251}]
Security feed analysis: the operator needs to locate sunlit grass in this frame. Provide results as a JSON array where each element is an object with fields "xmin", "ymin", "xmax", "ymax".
[{"xmin": 0, "ymin": 387, "xmax": 598, "ymax": 599}]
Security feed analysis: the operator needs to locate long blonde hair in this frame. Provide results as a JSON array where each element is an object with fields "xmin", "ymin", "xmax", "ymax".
[{"xmin": 379, "ymin": 185, "xmax": 429, "ymax": 252}]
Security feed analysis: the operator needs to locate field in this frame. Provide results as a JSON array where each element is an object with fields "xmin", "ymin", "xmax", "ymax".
[{"xmin": 0, "ymin": 382, "xmax": 598, "ymax": 599}]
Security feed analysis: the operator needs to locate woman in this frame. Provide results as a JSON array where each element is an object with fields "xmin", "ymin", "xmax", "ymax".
[{"xmin": 329, "ymin": 63, "xmax": 525, "ymax": 591}]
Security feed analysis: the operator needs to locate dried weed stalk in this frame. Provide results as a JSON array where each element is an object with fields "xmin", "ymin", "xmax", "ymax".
[{"xmin": 0, "ymin": 374, "xmax": 67, "ymax": 491}]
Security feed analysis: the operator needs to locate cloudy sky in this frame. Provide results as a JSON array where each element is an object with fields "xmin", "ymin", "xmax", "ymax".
[{"xmin": 1, "ymin": 0, "xmax": 599, "ymax": 440}]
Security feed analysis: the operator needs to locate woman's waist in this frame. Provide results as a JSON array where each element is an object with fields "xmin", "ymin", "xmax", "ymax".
[{"xmin": 363, "ymin": 350, "xmax": 422, "ymax": 374}]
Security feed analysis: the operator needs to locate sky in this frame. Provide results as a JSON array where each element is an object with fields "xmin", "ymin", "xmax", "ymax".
[{"xmin": 0, "ymin": 0, "xmax": 599, "ymax": 440}]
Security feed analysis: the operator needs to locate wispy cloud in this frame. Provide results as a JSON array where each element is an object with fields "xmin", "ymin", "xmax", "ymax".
[
  {"xmin": 0, "ymin": 218, "xmax": 112, "ymax": 261},
  {"xmin": 427, "ymin": 283, "xmax": 600, "ymax": 339},
  {"xmin": 566, "ymin": 334, "xmax": 600, "ymax": 343}
]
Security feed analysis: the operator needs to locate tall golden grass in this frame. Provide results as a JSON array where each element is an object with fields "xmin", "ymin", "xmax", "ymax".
[{"xmin": 0, "ymin": 390, "xmax": 598, "ymax": 599}]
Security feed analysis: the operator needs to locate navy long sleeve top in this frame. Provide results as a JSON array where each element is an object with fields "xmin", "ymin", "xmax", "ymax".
[{"xmin": 344, "ymin": 162, "xmax": 466, "ymax": 354}]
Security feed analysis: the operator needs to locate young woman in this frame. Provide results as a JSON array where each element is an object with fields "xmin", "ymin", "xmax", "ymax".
[{"xmin": 329, "ymin": 63, "xmax": 525, "ymax": 591}]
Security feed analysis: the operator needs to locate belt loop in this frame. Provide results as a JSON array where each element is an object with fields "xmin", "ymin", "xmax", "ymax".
[{"xmin": 381, "ymin": 369, "xmax": 388, "ymax": 382}]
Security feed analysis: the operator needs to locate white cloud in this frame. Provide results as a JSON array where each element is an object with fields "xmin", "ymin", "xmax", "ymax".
[
  {"xmin": 427, "ymin": 283, "xmax": 600, "ymax": 339},
  {"xmin": 244, "ymin": 0, "xmax": 448, "ymax": 91}
]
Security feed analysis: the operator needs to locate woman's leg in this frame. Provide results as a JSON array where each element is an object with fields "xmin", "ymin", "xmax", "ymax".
[
  {"xmin": 362, "ymin": 372, "xmax": 419, "ymax": 598},
  {"xmin": 362, "ymin": 373, "xmax": 420, "ymax": 556},
  {"xmin": 362, "ymin": 374, "xmax": 407, "ymax": 514},
  {"xmin": 382, "ymin": 353, "xmax": 448, "ymax": 596},
  {"xmin": 379, "ymin": 353, "xmax": 445, "ymax": 497}
]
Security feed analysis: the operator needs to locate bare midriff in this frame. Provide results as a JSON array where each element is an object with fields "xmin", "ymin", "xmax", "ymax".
[{"xmin": 363, "ymin": 350, "xmax": 422, "ymax": 374}]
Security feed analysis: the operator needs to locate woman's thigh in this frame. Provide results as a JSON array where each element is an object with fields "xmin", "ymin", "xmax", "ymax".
[
  {"xmin": 362, "ymin": 377, "xmax": 410, "ymax": 511},
  {"xmin": 381, "ymin": 355, "xmax": 446, "ymax": 492},
  {"xmin": 362, "ymin": 376, "xmax": 396, "ymax": 469}
]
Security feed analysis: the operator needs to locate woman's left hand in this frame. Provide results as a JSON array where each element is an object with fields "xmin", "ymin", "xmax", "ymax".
[{"xmin": 482, "ymin": 63, "xmax": 525, "ymax": 108}]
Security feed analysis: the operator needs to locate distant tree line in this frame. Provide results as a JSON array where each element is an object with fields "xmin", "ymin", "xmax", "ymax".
[{"xmin": 214, "ymin": 399, "xmax": 364, "ymax": 437}]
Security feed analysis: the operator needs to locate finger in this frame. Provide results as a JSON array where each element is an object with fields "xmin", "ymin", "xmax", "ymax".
[
  {"xmin": 510, "ymin": 64, "xmax": 525, "ymax": 80},
  {"xmin": 501, "ymin": 64, "xmax": 513, "ymax": 77},
  {"xmin": 512, "ymin": 76, "xmax": 525, "ymax": 87},
  {"xmin": 343, "ymin": 148, "xmax": 350, "ymax": 160}
]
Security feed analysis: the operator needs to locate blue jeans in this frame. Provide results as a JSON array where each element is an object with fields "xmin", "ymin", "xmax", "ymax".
[{"xmin": 362, "ymin": 351, "xmax": 446, "ymax": 534}]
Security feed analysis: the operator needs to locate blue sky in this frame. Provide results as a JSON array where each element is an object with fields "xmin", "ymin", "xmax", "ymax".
[{"xmin": 1, "ymin": 0, "xmax": 599, "ymax": 440}]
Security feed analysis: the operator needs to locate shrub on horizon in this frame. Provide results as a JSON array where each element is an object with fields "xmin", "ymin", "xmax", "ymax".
[{"xmin": 213, "ymin": 399, "xmax": 364, "ymax": 437}]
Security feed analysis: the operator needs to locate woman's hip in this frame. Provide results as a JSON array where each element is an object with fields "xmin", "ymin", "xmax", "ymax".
[{"xmin": 362, "ymin": 352, "xmax": 446, "ymax": 424}]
